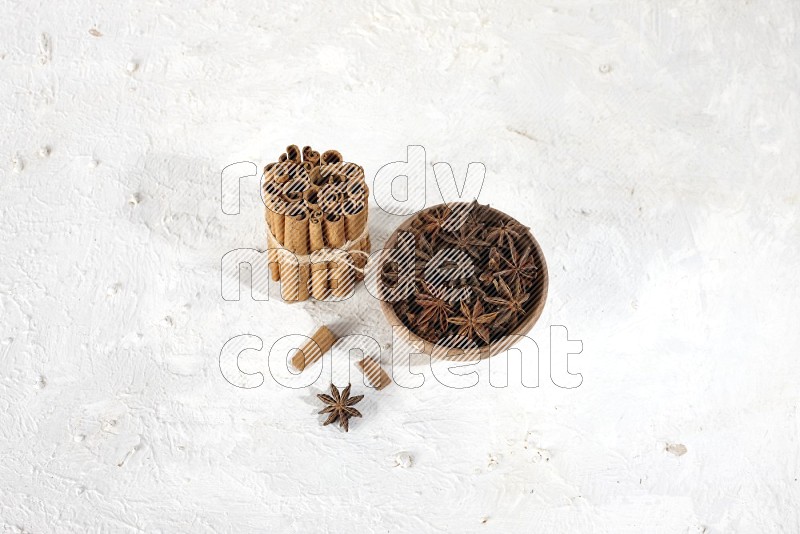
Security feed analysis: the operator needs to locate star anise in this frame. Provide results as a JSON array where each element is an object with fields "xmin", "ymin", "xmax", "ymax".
[
  {"xmin": 496, "ymin": 241, "xmax": 538, "ymax": 291},
  {"xmin": 447, "ymin": 274, "xmax": 487, "ymax": 301},
  {"xmin": 485, "ymin": 220, "xmax": 526, "ymax": 250},
  {"xmin": 485, "ymin": 277, "xmax": 530, "ymax": 326},
  {"xmin": 447, "ymin": 200, "xmax": 485, "ymax": 232},
  {"xmin": 479, "ymin": 248, "xmax": 503, "ymax": 285},
  {"xmin": 417, "ymin": 204, "xmax": 452, "ymax": 238},
  {"xmin": 381, "ymin": 260, "xmax": 399, "ymax": 287},
  {"xmin": 317, "ymin": 383, "xmax": 363, "ymax": 432},
  {"xmin": 441, "ymin": 224, "xmax": 489, "ymax": 259},
  {"xmin": 389, "ymin": 202, "xmax": 541, "ymax": 349},
  {"xmin": 414, "ymin": 281, "xmax": 453, "ymax": 332},
  {"xmin": 395, "ymin": 301, "xmax": 418, "ymax": 329},
  {"xmin": 414, "ymin": 233, "xmax": 436, "ymax": 280},
  {"xmin": 447, "ymin": 299, "xmax": 499, "ymax": 345}
]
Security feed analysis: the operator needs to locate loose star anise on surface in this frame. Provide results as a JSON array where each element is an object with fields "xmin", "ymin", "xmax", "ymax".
[
  {"xmin": 317, "ymin": 384, "xmax": 363, "ymax": 432},
  {"xmin": 447, "ymin": 299, "xmax": 499, "ymax": 345}
]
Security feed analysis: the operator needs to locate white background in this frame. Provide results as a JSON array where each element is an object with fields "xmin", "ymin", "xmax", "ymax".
[{"xmin": 1, "ymin": 1, "xmax": 799, "ymax": 532}]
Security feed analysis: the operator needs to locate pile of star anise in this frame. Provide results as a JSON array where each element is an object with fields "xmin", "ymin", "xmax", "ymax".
[{"xmin": 383, "ymin": 201, "xmax": 544, "ymax": 348}]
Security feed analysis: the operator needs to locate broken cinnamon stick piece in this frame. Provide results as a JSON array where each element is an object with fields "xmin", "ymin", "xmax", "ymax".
[
  {"xmin": 291, "ymin": 325, "xmax": 337, "ymax": 371},
  {"xmin": 357, "ymin": 357, "xmax": 391, "ymax": 390}
]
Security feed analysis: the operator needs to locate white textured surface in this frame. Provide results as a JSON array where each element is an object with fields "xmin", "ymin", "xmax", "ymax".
[{"xmin": 2, "ymin": 1, "xmax": 799, "ymax": 532}]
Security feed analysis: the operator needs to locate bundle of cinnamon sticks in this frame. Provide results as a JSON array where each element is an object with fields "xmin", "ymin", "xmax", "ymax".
[{"xmin": 262, "ymin": 145, "xmax": 371, "ymax": 302}]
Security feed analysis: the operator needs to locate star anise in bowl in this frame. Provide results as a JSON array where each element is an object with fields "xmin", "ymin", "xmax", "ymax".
[{"xmin": 379, "ymin": 201, "xmax": 548, "ymax": 360}]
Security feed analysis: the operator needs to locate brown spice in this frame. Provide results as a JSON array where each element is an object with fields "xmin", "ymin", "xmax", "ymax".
[
  {"xmin": 387, "ymin": 202, "xmax": 544, "ymax": 348},
  {"xmin": 447, "ymin": 299, "xmax": 499, "ymax": 345},
  {"xmin": 496, "ymin": 241, "xmax": 538, "ymax": 292},
  {"xmin": 262, "ymin": 145, "xmax": 370, "ymax": 301},
  {"xmin": 317, "ymin": 383, "xmax": 363, "ymax": 432}
]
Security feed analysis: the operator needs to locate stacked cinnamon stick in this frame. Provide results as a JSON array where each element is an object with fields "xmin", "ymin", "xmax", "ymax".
[{"xmin": 263, "ymin": 145, "xmax": 370, "ymax": 302}]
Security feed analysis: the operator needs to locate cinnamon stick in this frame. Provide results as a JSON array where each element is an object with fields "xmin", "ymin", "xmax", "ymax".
[
  {"xmin": 286, "ymin": 145, "xmax": 301, "ymax": 163},
  {"xmin": 321, "ymin": 162, "xmax": 355, "ymax": 185},
  {"xmin": 297, "ymin": 263, "xmax": 310, "ymax": 301},
  {"xmin": 321, "ymin": 150, "xmax": 343, "ymax": 164},
  {"xmin": 267, "ymin": 232, "xmax": 280, "ymax": 281},
  {"xmin": 262, "ymin": 178, "xmax": 281, "ymax": 202},
  {"xmin": 340, "ymin": 162, "xmax": 365, "ymax": 183},
  {"xmin": 310, "ymin": 253, "xmax": 329, "ymax": 301},
  {"xmin": 302, "ymin": 146, "xmax": 320, "ymax": 166},
  {"xmin": 309, "ymin": 166, "xmax": 326, "ymax": 187},
  {"xmin": 273, "ymin": 161, "xmax": 292, "ymax": 184},
  {"xmin": 319, "ymin": 183, "xmax": 340, "ymax": 211},
  {"xmin": 328, "ymin": 250, "xmax": 355, "ymax": 299},
  {"xmin": 343, "ymin": 198, "xmax": 366, "ymax": 241},
  {"xmin": 323, "ymin": 212, "xmax": 346, "ymax": 248},
  {"xmin": 285, "ymin": 204, "xmax": 309, "ymax": 255},
  {"xmin": 278, "ymin": 249, "xmax": 300, "ymax": 302},
  {"xmin": 268, "ymin": 196, "xmax": 287, "ymax": 244},
  {"xmin": 262, "ymin": 162, "xmax": 279, "ymax": 184},
  {"xmin": 344, "ymin": 178, "xmax": 366, "ymax": 200},
  {"xmin": 291, "ymin": 325, "xmax": 337, "ymax": 371},
  {"xmin": 289, "ymin": 161, "xmax": 310, "ymax": 181},
  {"xmin": 309, "ymin": 212, "xmax": 325, "ymax": 252},
  {"xmin": 303, "ymin": 186, "xmax": 321, "ymax": 212},
  {"xmin": 281, "ymin": 173, "xmax": 305, "ymax": 205}
]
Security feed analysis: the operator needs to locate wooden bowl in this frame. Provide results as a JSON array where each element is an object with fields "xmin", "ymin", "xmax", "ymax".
[{"xmin": 379, "ymin": 202, "xmax": 548, "ymax": 361}]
